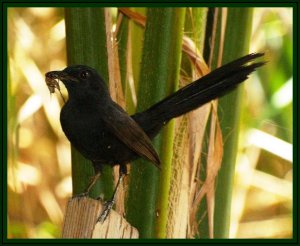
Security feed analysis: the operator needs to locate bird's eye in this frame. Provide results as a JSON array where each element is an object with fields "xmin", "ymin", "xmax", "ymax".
[{"xmin": 80, "ymin": 70, "xmax": 90, "ymax": 79}]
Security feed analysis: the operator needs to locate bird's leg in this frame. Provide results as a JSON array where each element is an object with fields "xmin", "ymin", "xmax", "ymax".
[
  {"xmin": 72, "ymin": 166, "xmax": 101, "ymax": 198},
  {"xmin": 97, "ymin": 164, "xmax": 127, "ymax": 223}
]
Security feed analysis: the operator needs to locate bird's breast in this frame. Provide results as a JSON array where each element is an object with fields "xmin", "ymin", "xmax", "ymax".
[
  {"xmin": 59, "ymin": 101, "xmax": 135, "ymax": 164},
  {"xmin": 60, "ymin": 102, "xmax": 105, "ymax": 156}
]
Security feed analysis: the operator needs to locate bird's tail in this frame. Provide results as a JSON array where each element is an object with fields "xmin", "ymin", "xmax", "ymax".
[{"xmin": 133, "ymin": 53, "xmax": 265, "ymax": 136}]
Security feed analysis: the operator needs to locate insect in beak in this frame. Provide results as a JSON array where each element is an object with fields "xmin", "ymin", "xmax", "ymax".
[{"xmin": 45, "ymin": 71, "xmax": 67, "ymax": 103}]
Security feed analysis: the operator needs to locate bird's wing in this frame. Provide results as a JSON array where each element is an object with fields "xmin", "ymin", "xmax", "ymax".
[{"xmin": 102, "ymin": 103, "xmax": 161, "ymax": 168}]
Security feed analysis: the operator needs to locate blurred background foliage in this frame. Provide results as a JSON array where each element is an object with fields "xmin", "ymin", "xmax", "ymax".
[{"xmin": 7, "ymin": 7, "xmax": 292, "ymax": 238}]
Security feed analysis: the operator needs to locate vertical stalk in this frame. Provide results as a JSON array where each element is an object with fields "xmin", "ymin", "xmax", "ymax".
[
  {"xmin": 125, "ymin": 8, "xmax": 185, "ymax": 238},
  {"xmin": 128, "ymin": 8, "xmax": 146, "ymax": 114},
  {"xmin": 117, "ymin": 10, "xmax": 129, "ymax": 93},
  {"xmin": 64, "ymin": 8, "xmax": 113, "ymax": 199},
  {"xmin": 214, "ymin": 8, "xmax": 254, "ymax": 238},
  {"xmin": 156, "ymin": 8, "xmax": 186, "ymax": 238}
]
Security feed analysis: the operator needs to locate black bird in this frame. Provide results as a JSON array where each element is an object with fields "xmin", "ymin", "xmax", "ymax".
[{"xmin": 45, "ymin": 53, "xmax": 265, "ymax": 222}]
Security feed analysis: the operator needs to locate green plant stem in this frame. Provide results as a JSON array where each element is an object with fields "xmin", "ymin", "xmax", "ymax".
[
  {"xmin": 64, "ymin": 8, "xmax": 113, "ymax": 199},
  {"xmin": 130, "ymin": 8, "xmax": 146, "ymax": 98},
  {"xmin": 214, "ymin": 7, "xmax": 254, "ymax": 238},
  {"xmin": 125, "ymin": 8, "xmax": 185, "ymax": 238},
  {"xmin": 155, "ymin": 8, "xmax": 186, "ymax": 239}
]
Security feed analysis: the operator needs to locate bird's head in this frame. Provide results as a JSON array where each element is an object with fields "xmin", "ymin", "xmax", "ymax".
[{"xmin": 45, "ymin": 65, "xmax": 109, "ymax": 101}]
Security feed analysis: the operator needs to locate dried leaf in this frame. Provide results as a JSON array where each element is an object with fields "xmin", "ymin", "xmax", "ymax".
[
  {"xmin": 104, "ymin": 8, "xmax": 126, "ymax": 214},
  {"xmin": 105, "ymin": 8, "xmax": 125, "ymax": 107},
  {"xmin": 189, "ymin": 102, "xmax": 223, "ymax": 237},
  {"xmin": 119, "ymin": 8, "xmax": 146, "ymax": 27}
]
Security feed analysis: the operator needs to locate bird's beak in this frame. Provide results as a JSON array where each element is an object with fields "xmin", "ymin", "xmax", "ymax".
[{"xmin": 45, "ymin": 70, "xmax": 79, "ymax": 84}]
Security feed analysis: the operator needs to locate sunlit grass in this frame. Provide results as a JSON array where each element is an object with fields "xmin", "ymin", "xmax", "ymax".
[
  {"xmin": 229, "ymin": 8, "xmax": 292, "ymax": 238},
  {"xmin": 8, "ymin": 7, "xmax": 68, "ymax": 238}
]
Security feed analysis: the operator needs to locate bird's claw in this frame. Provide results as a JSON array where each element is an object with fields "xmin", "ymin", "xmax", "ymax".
[{"xmin": 97, "ymin": 200, "xmax": 115, "ymax": 223}]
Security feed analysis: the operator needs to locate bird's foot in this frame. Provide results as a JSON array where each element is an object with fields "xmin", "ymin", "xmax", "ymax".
[{"xmin": 97, "ymin": 200, "xmax": 115, "ymax": 223}]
